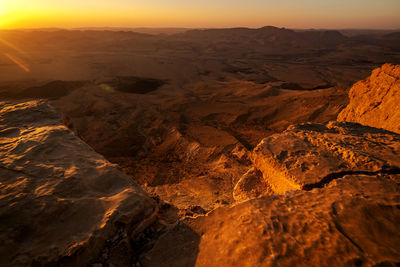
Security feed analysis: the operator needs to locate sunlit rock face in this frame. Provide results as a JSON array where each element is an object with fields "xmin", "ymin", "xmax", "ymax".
[
  {"xmin": 143, "ymin": 65, "xmax": 400, "ymax": 265},
  {"xmin": 338, "ymin": 63, "xmax": 400, "ymax": 134},
  {"xmin": 143, "ymin": 122, "xmax": 400, "ymax": 267},
  {"xmin": 188, "ymin": 174, "xmax": 400, "ymax": 267},
  {"xmin": 2, "ymin": 61, "xmax": 400, "ymax": 266},
  {"xmin": 138, "ymin": 64, "xmax": 400, "ymax": 266},
  {"xmin": 233, "ymin": 167, "xmax": 272, "ymax": 202},
  {"xmin": 251, "ymin": 121, "xmax": 400, "ymax": 195},
  {"xmin": 232, "ymin": 119, "xmax": 400, "ymax": 202},
  {"xmin": 0, "ymin": 100, "xmax": 156, "ymax": 266}
]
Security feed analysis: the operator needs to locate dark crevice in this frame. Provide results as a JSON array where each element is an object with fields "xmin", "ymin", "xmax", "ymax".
[{"xmin": 302, "ymin": 167, "xmax": 400, "ymax": 191}]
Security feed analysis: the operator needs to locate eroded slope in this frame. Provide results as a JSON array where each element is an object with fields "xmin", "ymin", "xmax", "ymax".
[{"xmin": 52, "ymin": 80, "xmax": 346, "ymax": 212}]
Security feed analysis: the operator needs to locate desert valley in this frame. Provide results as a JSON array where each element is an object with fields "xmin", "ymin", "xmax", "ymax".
[{"xmin": 0, "ymin": 25, "xmax": 400, "ymax": 266}]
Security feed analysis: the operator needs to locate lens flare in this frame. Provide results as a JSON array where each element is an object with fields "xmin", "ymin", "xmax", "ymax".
[
  {"xmin": 0, "ymin": 38, "xmax": 29, "ymax": 57},
  {"xmin": 4, "ymin": 53, "xmax": 31, "ymax": 72}
]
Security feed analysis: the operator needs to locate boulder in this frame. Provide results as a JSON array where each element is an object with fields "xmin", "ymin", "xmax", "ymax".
[
  {"xmin": 143, "ymin": 174, "xmax": 400, "ymax": 266},
  {"xmin": 251, "ymin": 121, "xmax": 400, "ymax": 194},
  {"xmin": 0, "ymin": 100, "xmax": 156, "ymax": 266},
  {"xmin": 142, "ymin": 119, "xmax": 400, "ymax": 266},
  {"xmin": 338, "ymin": 63, "xmax": 400, "ymax": 134}
]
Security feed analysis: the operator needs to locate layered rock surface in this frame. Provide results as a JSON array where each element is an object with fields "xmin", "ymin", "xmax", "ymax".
[
  {"xmin": 0, "ymin": 100, "xmax": 156, "ymax": 266},
  {"xmin": 144, "ymin": 174, "xmax": 400, "ymax": 267},
  {"xmin": 249, "ymin": 121, "xmax": 400, "ymax": 195},
  {"xmin": 338, "ymin": 63, "xmax": 400, "ymax": 134},
  {"xmin": 143, "ymin": 121, "xmax": 400, "ymax": 266}
]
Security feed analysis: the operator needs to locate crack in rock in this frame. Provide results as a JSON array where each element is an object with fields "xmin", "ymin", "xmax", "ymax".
[{"xmin": 302, "ymin": 167, "xmax": 400, "ymax": 191}]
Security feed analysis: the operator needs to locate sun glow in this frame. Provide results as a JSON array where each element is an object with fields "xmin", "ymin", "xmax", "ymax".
[
  {"xmin": 0, "ymin": 2, "xmax": 12, "ymax": 28},
  {"xmin": 0, "ymin": 0, "xmax": 399, "ymax": 29},
  {"xmin": 0, "ymin": 2, "xmax": 6, "ymax": 27}
]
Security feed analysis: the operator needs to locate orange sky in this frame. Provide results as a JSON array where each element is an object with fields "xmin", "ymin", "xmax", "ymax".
[{"xmin": 1, "ymin": 0, "xmax": 400, "ymax": 29}]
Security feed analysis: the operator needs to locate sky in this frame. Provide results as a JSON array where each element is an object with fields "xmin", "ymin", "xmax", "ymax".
[{"xmin": 0, "ymin": 0, "xmax": 399, "ymax": 29}]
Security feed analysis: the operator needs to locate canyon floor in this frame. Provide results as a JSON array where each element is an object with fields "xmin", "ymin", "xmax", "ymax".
[{"xmin": 0, "ymin": 27, "xmax": 400, "ymax": 266}]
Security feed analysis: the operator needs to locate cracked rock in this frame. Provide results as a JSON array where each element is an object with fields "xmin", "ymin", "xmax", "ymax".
[
  {"xmin": 250, "ymin": 121, "xmax": 400, "ymax": 194},
  {"xmin": 143, "ymin": 174, "xmax": 400, "ymax": 266}
]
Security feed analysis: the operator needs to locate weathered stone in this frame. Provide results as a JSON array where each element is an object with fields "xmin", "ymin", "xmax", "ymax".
[
  {"xmin": 233, "ymin": 167, "xmax": 272, "ymax": 202},
  {"xmin": 338, "ymin": 63, "xmax": 400, "ymax": 134},
  {"xmin": 0, "ymin": 100, "xmax": 156, "ymax": 266},
  {"xmin": 142, "ymin": 116, "xmax": 400, "ymax": 266},
  {"xmin": 143, "ymin": 174, "xmax": 400, "ymax": 267},
  {"xmin": 251, "ymin": 121, "xmax": 400, "ymax": 194}
]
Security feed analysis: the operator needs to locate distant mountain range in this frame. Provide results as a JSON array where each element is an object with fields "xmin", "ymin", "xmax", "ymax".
[{"xmin": 5, "ymin": 26, "xmax": 399, "ymax": 37}]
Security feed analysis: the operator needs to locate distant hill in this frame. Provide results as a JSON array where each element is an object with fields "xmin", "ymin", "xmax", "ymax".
[
  {"xmin": 174, "ymin": 26, "xmax": 348, "ymax": 51},
  {"xmin": 73, "ymin": 27, "xmax": 191, "ymax": 35},
  {"xmin": 337, "ymin": 29, "xmax": 400, "ymax": 37}
]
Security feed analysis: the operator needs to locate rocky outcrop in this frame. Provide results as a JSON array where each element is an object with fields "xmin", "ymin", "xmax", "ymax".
[
  {"xmin": 0, "ymin": 100, "xmax": 156, "ymax": 266},
  {"xmin": 232, "ymin": 120, "xmax": 400, "ymax": 202},
  {"xmin": 143, "ymin": 174, "xmax": 400, "ymax": 267},
  {"xmin": 142, "ymin": 65, "xmax": 400, "ymax": 266},
  {"xmin": 338, "ymin": 63, "xmax": 400, "ymax": 134},
  {"xmin": 142, "ymin": 121, "xmax": 400, "ymax": 266},
  {"xmin": 250, "ymin": 121, "xmax": 400, "ymax": 195}
]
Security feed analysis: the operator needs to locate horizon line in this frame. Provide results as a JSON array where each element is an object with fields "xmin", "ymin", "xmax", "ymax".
[{"xmin": 1, "ymin": 25, "xmax": 400, "ymax": 31}]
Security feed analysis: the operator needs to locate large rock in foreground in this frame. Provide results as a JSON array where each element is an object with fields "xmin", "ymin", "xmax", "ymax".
[
  {"xmin": 338, "ymin": 63, "xmax": 400, "ymax": 134},
  {"xmin": 143, "ymin": 121, "xmax": 400, "ymax": 266},
  {"xmin": 0, "ymin": 101, "xmax": 156, "ymax": 266},
  {"xmin": 250, "ymin": 121, "xmax": 400, "ymax": 195},
  {"xmin": 143, "ymin": 174, "xmax": 400, "ymax": 266}
]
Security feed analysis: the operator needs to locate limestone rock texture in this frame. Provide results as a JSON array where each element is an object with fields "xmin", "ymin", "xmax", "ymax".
[
  {"xmin": 233, "ymin": 167, "xmax": 272, "ymax": 202},
  {"xmin": 0, "ymin": 100, "xmax": 156, "ymax": 266},
  {"xmin": 142, "ymin": 121, "xmax": 400, "ymax": 267},
  {"xmin": 251, "ymin": 121, "xmax": 400, "ymax": 194},
  {"xmin": 338, "ymin": 63, "xmax": 400, "ymax": 134},
  {"xmin": 143, "ymin": 174, "xmax": 400, "ymax": 267}
]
